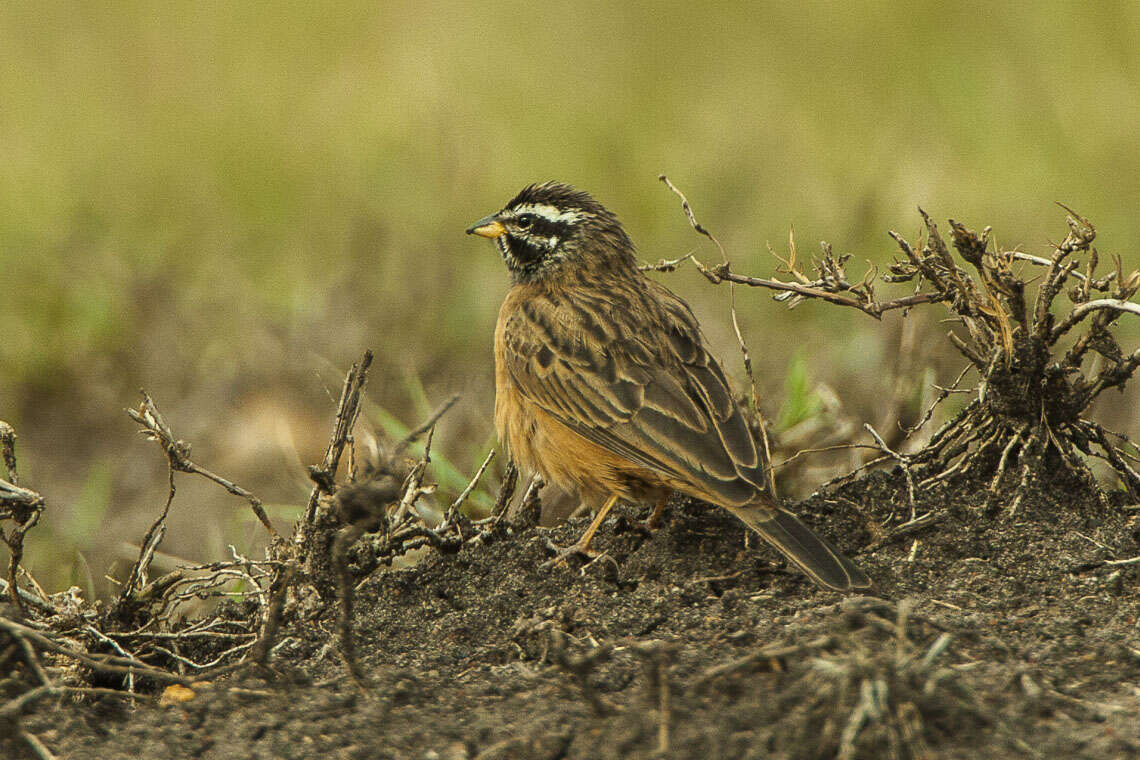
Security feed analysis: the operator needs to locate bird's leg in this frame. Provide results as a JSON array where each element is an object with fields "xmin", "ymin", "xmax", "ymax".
[
  {"xmin": 543, "ymin": 493, "xmax": 620, "ymax": 567},
  {"xmin": 646, "ymin": 492, "xmax": 669, "ymax": 530},
  {"xmin": 575, "ymin": 493, "xmax": 620, "ymax": 552}
]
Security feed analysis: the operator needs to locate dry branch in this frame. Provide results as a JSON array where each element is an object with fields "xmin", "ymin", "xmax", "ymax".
[
  {"xmin": 300, "ymin": 350, "xmax": 375, "ymax": 527},
  {"xmin": 655, "ymin": 186, "xmax": 1140, "ymax": 514},
  {"xmin": 118, "ymin": 391, "xmax": 278, "ymax": 614},
  {"xmin": 0, "ymin": 421, "xmax": 45, "ymax": 615},
  {"xmin": 659, "ymin": 175, "xmax": 777, "ymax": 494}
]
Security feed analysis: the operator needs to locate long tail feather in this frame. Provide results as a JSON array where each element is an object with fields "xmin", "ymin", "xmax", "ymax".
[{"xmin": 723, "ymin": 503, "xmax": 871, "ymax": 591}]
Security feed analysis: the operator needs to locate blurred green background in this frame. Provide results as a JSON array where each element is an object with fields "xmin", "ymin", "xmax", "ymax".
[{"xmin": 3, "ymin": 0, "xmax": 1140, "ymax": 595}]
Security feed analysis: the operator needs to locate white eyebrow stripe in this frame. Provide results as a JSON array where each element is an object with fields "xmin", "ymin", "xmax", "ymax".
[{"xmin": 510, "ymin": 203, "xmax": 584, "ymax": 224}]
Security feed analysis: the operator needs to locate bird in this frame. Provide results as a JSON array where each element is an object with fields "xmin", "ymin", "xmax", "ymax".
[{"xmin": 467, "ymin": 182, "xmax": 871, "ymax": 591}]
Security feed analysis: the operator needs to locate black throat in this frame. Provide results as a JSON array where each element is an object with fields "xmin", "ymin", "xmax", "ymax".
[{"xmin": 498, "ymin": 217, "xmax": 575, "ymax": 283}]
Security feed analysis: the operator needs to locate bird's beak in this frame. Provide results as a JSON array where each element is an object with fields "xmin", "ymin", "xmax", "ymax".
[{"xmin": 466, "ymin": 215, "xmax": 507, "ymax": 238}]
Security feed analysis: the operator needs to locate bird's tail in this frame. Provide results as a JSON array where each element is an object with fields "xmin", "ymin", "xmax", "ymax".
[{"xmin": 723, "ymin": 502, "xmax": 871, "ymax": 591}]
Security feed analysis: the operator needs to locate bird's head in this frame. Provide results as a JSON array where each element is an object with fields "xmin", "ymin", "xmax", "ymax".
[{"xmin": 466, "ymin": 182, "xmax": 635, "ymax": 283}]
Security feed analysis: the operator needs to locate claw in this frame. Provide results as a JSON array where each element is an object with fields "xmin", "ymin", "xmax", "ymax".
[
  {"xmin": 540, "ymin": 537, "xmax": 598, "ymax": 569},
  {"xmin": 540, "ymin": 493, "xmax": 620, "ymax": 568}
]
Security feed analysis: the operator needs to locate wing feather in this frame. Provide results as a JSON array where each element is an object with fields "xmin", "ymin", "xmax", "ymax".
[{"xmin": 502, "ymin": 278, "xmax": 768, "ymax": 506}]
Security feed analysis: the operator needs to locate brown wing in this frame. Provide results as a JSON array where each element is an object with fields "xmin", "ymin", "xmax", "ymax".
[
  {"xmin": 502, "ymin": 275, "xmax": 872, "ymax": 592},
  {"xmin": 501, "ymin": 277, "xmax": 766, "ymax": 507}
]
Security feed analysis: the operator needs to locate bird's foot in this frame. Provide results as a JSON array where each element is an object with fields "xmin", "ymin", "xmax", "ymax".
[
  {"xmin": 540, "ymin": 537, "xmax": 598, "ymax": 569},
  {"xmin": 645, "ymin": 495, "xmax": 668, "ymax": 530}
]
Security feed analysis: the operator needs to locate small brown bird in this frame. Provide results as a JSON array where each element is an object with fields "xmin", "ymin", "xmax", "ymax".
[{"xmin": 468, "ymin": 182, "xmax": 870, "ymax": 591}]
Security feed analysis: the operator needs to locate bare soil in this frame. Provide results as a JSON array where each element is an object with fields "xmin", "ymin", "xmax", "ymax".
[{"xmin": 6, "ymin": 464, "xmax": 1140, "ymax": 759}]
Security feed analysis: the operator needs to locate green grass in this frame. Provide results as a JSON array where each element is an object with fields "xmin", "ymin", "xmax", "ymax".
[
  {"xmin": 777, "ymin": 353, "xmax": 824, "ymax": 432},
  {"xmin": 370, "ymin": 399, "xmax": 497, "ymax": 514}
]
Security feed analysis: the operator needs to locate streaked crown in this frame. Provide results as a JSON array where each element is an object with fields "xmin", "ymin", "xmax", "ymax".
[{"xmin": 467, "ymin": 182, "xmax": 635, "ymax": 282}]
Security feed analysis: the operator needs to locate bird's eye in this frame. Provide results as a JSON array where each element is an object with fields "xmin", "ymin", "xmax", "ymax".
[{"xmin": 516, "ymin": 214, "xmax": 536, "ymax": 230}]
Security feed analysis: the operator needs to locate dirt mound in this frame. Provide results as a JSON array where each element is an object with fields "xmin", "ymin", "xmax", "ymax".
[{"xmin": 8, "ymin": 462, "xmax": 1138, "ymax": 760}]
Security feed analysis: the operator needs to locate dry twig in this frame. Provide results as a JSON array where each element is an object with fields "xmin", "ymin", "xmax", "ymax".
[
  {"xmin": 0, "ymin": 422, "xmax": 45, "ymax": 616},
  {"xmin": 117, "ymin": 392, "xmax": 279, "ymax": 620},
  {"xmin": 652, "ymin": 189, "xmax": 1140, "ymax": 516},
  {"xmin": 659, "ymin": 175, "xmax": 777, "ymax": 495}
]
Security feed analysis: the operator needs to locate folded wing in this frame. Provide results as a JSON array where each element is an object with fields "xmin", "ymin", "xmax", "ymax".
[
  {"xmin": 503, "ymin": 277, "xmax": 871, "ymax": 591},
  {"xmin": 503, "ymin": 280, "xmax": 767, "ymax": 507}
]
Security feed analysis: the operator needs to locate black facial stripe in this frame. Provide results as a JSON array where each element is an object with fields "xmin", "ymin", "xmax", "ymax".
[
  {"xmin": 526, "ymin": 216, "xmax": 571, "ymax": 241},
  {"xmin": 490, "ymin": 183, "xmax": 637, "ymax": 284},
  {"xmin": 502, "ymin": 233, "xmax": 544, "ymax": 265}
]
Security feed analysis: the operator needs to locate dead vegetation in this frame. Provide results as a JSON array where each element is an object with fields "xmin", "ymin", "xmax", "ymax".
[
  {"xmin": 3, "ymin": 193, "xmax": 1140, "ymax": 758},
  {"xmin": 0, "ymin": 344, "xmax": 521, "ymax": 754},
  {"xmin": 656, "ymin": 176, "xmax": 1140, "ymax": 518}
]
